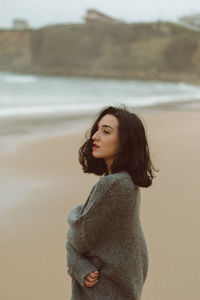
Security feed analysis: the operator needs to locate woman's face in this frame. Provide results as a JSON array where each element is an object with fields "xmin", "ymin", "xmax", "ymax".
[{"xmin": 92, "ymin": 114, "xmax": 120, "ymax": 171}]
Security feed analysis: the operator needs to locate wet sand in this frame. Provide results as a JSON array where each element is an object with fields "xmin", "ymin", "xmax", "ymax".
[{"xmin": 0, "ymin": 110, "xmax": 200, "ymax": 300}]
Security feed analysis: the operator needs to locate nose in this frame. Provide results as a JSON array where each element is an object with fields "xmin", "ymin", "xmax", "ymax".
[{"xmin": 92, "ymin": 130, "xmax": 100, "ymax": 141}]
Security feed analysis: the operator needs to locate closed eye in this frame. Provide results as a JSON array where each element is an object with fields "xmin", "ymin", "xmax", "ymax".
[{"xmin": 103, "ymin": 130, "xmax": 110, "ymax": 134}]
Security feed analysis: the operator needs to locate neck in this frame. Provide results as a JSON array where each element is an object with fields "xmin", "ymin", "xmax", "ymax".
[{"xmin": 105, "ymin": 158, "xmax": 113, "ymax": 175}]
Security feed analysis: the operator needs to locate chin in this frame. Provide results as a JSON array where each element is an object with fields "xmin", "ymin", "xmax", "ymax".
[
  {"xmin": 92, "ymin": 152, "xmax": 102, "ymax": 159},
  {"xmin": 92, "ymin": 153, "xmax": 100, "ymax": 158}
]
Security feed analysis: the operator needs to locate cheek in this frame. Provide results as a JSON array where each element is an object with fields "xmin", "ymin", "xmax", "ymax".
[
  {"xmin": 107, "ymin": 137, "xmax": 119, "ymax": 153},
  {"xmin": 114, "ymin": 139, "xmax": 120, "ymax": 153}
]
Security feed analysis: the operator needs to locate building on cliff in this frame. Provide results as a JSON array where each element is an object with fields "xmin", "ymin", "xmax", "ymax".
[
  {"xmin": 84, "ymin": 9, "xmax": 123, "ymax": 23},
  {"xmin": 178, "ymin": 14, "xmax": 200, "ymax": 31},
  {"xmin": 12, "ymin": 19, "xmax": 29, "ymax": 30}
]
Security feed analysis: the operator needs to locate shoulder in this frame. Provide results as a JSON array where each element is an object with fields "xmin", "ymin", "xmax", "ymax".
[
  {"xmin": 85, "ymin": 172, "xmax": 138, "ymax": 214},
  {"xmin": 96, "ymin": 171, "xmax": 135, "ymax": 194}
]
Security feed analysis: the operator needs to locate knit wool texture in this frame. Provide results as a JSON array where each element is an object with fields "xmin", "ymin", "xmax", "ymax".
[{"xmin": 66, "ymin": 171, "xmax": 149, "ymax": 300}]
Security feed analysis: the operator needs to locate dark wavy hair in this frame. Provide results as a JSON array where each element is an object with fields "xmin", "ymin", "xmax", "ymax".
[{"xmin": 78, "ymin": 105, "xmax": 158, "ymax": 187}]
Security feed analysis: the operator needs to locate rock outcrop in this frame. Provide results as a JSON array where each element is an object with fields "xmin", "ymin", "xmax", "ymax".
[{"xmin": 1, "ymin": 22, "xmax": 200, "ymax": 84}]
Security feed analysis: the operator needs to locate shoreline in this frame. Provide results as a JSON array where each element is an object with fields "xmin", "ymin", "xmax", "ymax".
[
  {"xmin": 3, "ymin": 68, "xmax": 200, "ymax": 87},
  {"xmin": 1, "ymin": 99, "xmax": 200, "ymax": 154}
]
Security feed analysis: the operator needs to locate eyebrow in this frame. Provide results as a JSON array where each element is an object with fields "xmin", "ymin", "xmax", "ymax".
[{"xmin": 98, "ymin": 124, "xmax": 113, "ymax": 130}]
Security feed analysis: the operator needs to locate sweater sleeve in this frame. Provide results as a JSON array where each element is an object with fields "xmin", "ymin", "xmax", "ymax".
[
  {"xmin": 66, "ymin": 241, "xmax": 97, "ymax": 287},
  {"xmin": 67, "ymin": 175, "xmax": 133, "ymax": 253}
]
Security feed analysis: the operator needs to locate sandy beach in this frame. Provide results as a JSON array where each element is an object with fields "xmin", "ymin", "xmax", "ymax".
[{"xmin": 0, "ymin": 110, "xmax": 200, "ymax": 300}]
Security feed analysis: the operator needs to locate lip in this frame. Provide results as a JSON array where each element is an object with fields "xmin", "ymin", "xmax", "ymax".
[{"xmin": 92, "ymin": 143, "xmax": 100, "ymax": 149}]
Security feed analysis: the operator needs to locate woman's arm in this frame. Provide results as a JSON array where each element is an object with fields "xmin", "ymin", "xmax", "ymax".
[
  {"xmin": 66, "ymin": 241, "xmax": 98, "ymax": 287},
  {"xmin": 67, "ymin": 175, "xmax": 134, "ymax": 253}
]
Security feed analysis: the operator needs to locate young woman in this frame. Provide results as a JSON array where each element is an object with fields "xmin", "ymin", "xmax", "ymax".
[{"xmin": 66, "ymin": 105, "xmax": 157, "ymax": 300}]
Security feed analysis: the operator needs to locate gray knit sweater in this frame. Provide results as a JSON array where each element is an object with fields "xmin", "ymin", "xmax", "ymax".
[{"xmin": 66, "ymin": 171, "xmax": 149, "ymax": 300}]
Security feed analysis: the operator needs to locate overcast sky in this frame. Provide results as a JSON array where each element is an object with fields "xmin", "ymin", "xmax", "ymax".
[{"xmin": 1, "ymin": 0, "xmax": 200, "ymax": 29}]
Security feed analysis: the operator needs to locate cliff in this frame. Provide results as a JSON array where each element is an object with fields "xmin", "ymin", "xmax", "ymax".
[
  {"xmin": 0, "ymin": 29, "xmax": 32, "ymax": 72},
  {"xmin": 1, "ymin": 22, "xmax": 200, "ymax": 84}
]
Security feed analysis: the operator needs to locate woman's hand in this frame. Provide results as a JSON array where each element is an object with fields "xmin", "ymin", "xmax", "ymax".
[{"xmin": 84, "ymin": 270, "xmax": 99, "ymax": 287}]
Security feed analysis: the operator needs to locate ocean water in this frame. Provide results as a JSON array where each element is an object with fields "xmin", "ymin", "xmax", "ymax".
[{"xmin": 0, "ymin": 71, "xmax": 200, "ymax": 150}]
